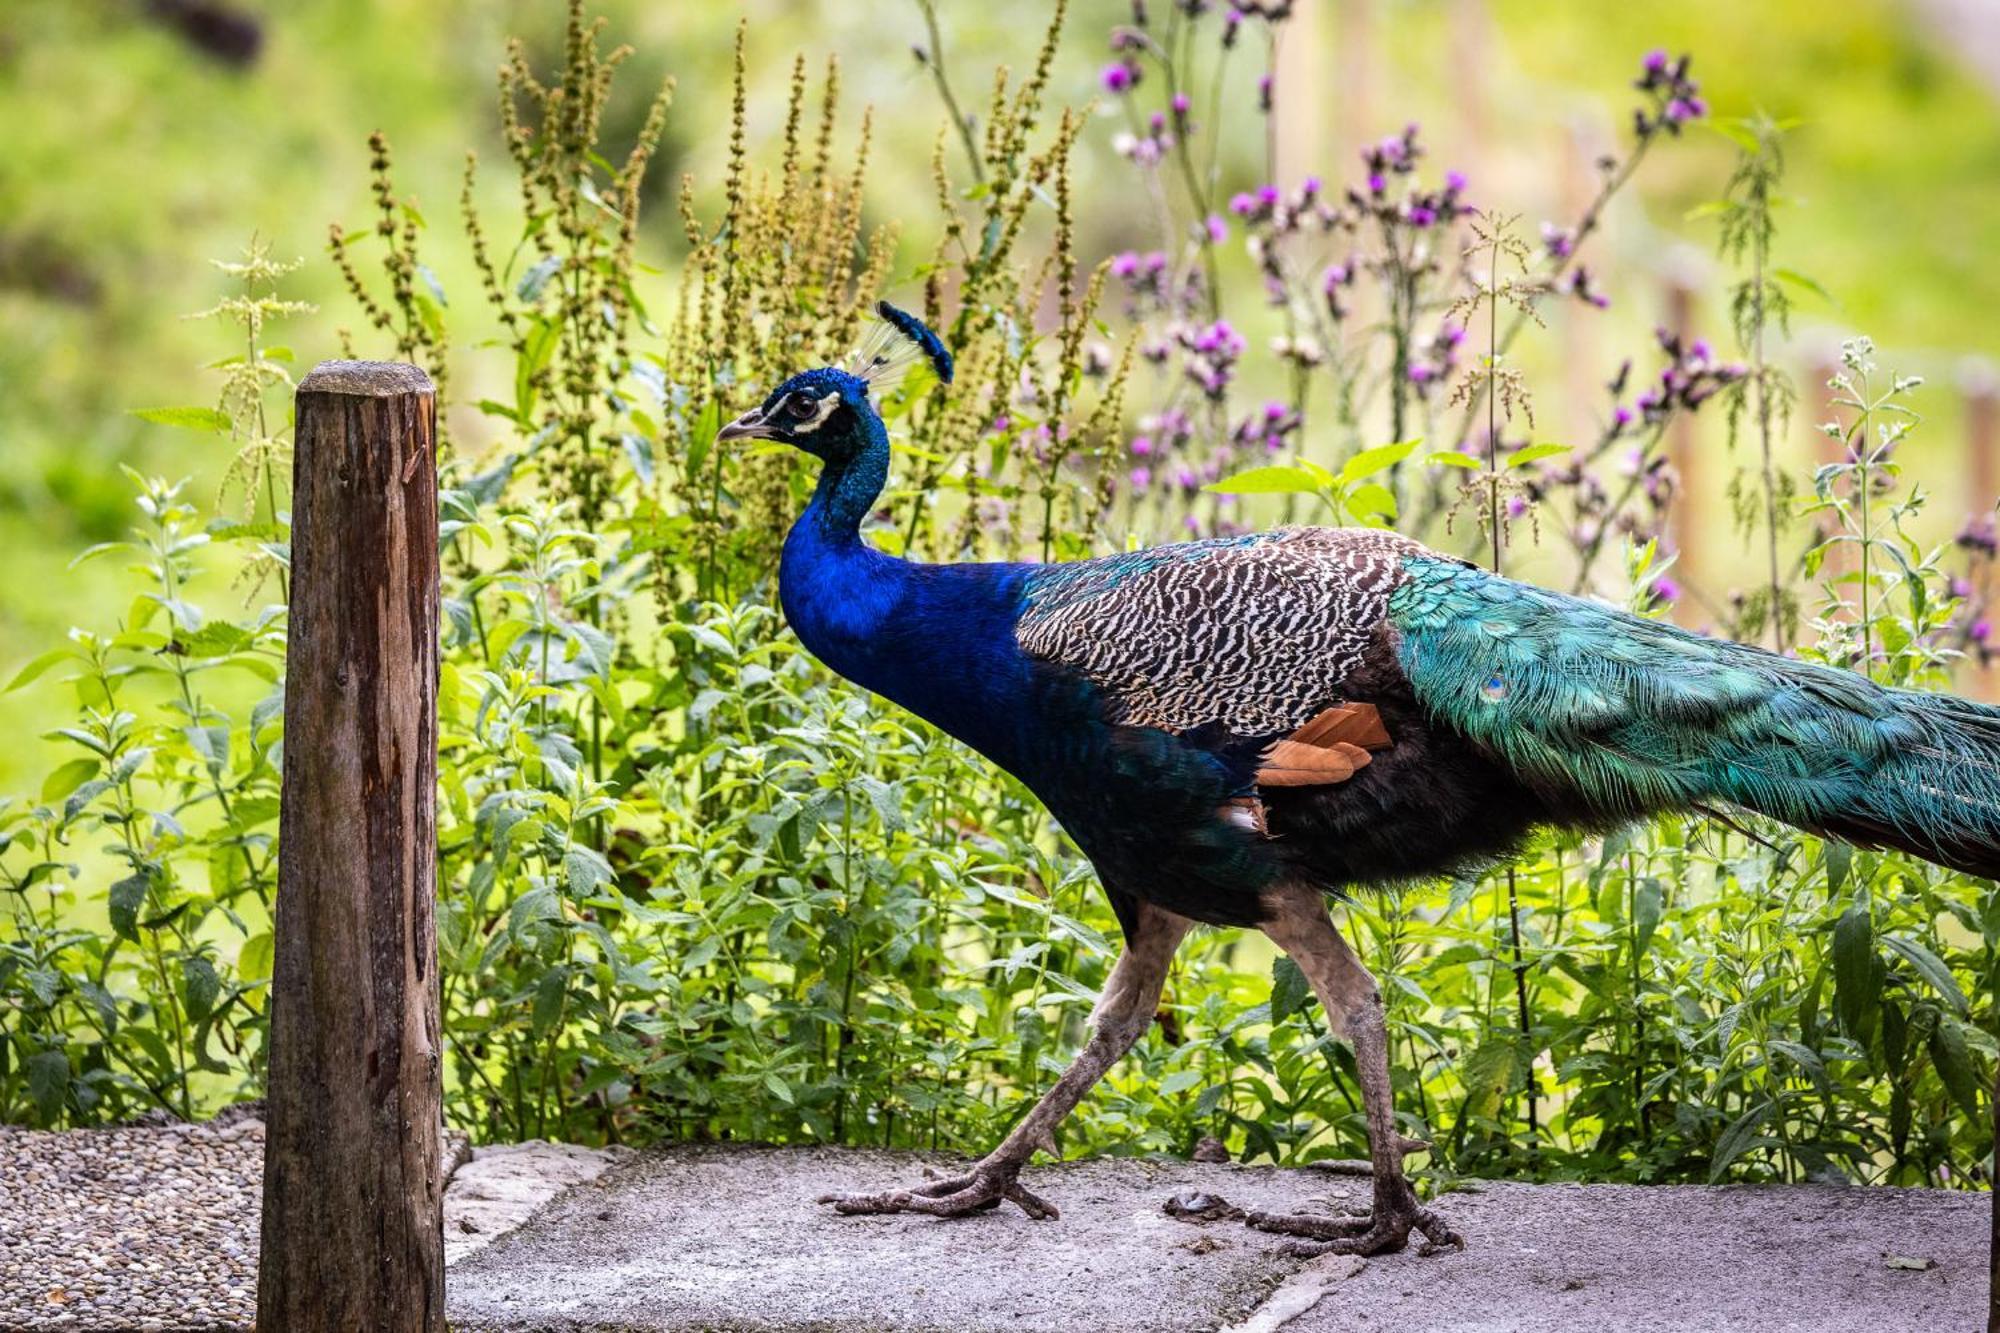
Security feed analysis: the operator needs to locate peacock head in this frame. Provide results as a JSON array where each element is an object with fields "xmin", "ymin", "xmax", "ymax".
[{"xmin": 718, "ymin": 301, "xmax": 953, "ymax": 466}]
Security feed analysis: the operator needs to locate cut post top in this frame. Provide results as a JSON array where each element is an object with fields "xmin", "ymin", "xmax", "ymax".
[{"xmin": 299, "ymin": 360, "xmax": 435, "ymax": 397}]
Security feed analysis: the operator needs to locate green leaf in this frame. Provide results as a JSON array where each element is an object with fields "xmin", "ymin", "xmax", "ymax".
[
  {"xmin": 1339, "ymin": 440, "xmax": 1421, "ymax": 483},
  {"xmin": 1633, "ymin": 879, "xmax": 1663, "ymax": 958},
  {"xmin": 130, "ymin": 406, "xmax": 232, "ymax": 433},
  {"xmin": 1831, "ymin": 906, "xmax": 1873, "ymax": 1035},
  {"xmin": 26, "ymin": 1050, "xmax": 68, "ymax": 1122},
  {"xmin": 1773, "ymin": 268, "xmax": 1833, "ymax": 304},
  {"xmin": 1701, "ymin": 119, "xmax": 1764, "ymax": 154},
  {"xmin": 1202, "ymin": 464, "xmax": 1328, "ymax": 497},
  {"xmin": 564, "ymin": 847, "xmax": 614, "ymax": 898},
  {"xmin": 620, "ymin": 432, "xmax": 655, "ymax": 485},
  {"xmin": 1426, "ymin": 450, "xmax": 1483, "ymax": 470},
  {"xmin": 1708, "ymin": 1098, "xmax": 1773, "ymax": 1180},
  {"xmin": 1824, "ymin": 843, "xmax": 1851, "ymax": 895},
  {"xmin": 238, "ymin": 932, "xmax": 275, "ymax": 983},
  {"xmin": 1506, "ymin": 442, "xmax": 1571, "ymax": 470},
  {"xmin": 1343, "ymin": 481, "xmax": 1397, "ymax": 525},
  {"xmin": 181, "ymin": 956, "xmax": 219, "ymax": 1023},
  {"xmin": 1459, "ymin": 1038, "xmax": 1517, "ymax": 1122},
  {"xmin": 1881, "ymin": 936, "xmax": 1967, "ymax": 1017},
  {"xmin": 7, "ymin": 648, "xmax": 73, "ymax": 693},
  {"xmin": 40, "ymin": 758, "xmax": 99, "ymax": 805},
  {"xmin": 1929, "ymin": 1017, "xmax": 1982, "ymax": 1121},
  {"xmin": 108, "ymin": 872, "xmax": 151, "ymax": 940},
  {"xmin": 1270, "ymin": 956, "xmax": 1312, "ymax": 1023},
  {"xmin": 417, "ymin": 264, "xmax": 449, "ymax": 308},
  {"xmin": 515, "ymin": 255, "xmax": 563, "ymax": 302},
  {"xmin": 531, "ymin": 968, "xmax": 569, "ymax": 1035}
]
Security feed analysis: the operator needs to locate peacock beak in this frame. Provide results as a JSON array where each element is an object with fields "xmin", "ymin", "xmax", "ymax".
[{"xmin": 718, "ymin": 408, "xmax": 770, "ymax": 443}]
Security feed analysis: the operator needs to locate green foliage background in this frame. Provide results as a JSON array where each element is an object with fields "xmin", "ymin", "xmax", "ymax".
[{"xmin": 3, "ymin": 0, "xmax": 2000, "ymax": 1196}]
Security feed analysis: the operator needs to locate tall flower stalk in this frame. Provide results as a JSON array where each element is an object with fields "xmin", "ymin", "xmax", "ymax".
[{"xmin": 1709, "ymin": 113, "xmax": 1804, "ymax": 650}]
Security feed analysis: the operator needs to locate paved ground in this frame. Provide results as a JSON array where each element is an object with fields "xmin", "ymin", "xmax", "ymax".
[
  {"xmin": 1, "ymin": 1126, "xmax": 1988, "ymax": 1331},
  {"xmin": 449, "ymin": 1146, "xmax": 1990, "ymax": 1333}
]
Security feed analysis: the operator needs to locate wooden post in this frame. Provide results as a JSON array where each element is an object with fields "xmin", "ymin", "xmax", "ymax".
[{"xmin": 258, "ymin": 361, "xmax": 442, "ymax": 1332}]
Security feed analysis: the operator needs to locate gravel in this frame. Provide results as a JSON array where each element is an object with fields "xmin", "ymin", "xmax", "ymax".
[
  {"xmin": 1, "ymin": 1117, "xmax": 265, "ymax": 1331},
  {"xmin": 0, "ymin": 1112, "xmax": 479, "ymax": 1333}
]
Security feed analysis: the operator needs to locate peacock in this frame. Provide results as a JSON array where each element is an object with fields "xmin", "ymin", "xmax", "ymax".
[{"xmin": 720, "ymin": 302, "xmax": 2000, "ymax": 1256}]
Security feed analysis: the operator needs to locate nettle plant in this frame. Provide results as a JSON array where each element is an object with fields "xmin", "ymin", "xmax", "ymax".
[{"xmin": 3, "ymin": 2, "xmax": 1992, "ymax": 1193}]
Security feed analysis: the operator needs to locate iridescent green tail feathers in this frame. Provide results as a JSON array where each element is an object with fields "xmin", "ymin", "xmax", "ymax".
[{"xmin": 1390, "ymin": 557, "xmax": 2000, "ymax": 879}]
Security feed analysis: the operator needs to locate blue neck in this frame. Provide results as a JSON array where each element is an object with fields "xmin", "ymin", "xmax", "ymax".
[
  {"xmin": 803, "ymin": 413, "xmax": 890, "ymax": 544},
  {"xmin": 778, "ymin": 416, "xmax": 1038, "ymax": 766},
  {"xmin": 780, "ymin": 419, "xmax": 900, "ymax": 680}
]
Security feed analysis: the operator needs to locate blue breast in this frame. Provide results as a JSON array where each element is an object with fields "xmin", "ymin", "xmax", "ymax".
[{"xmin": 779, "ymin": 518, "xmax": 1043, "ymax": 771}]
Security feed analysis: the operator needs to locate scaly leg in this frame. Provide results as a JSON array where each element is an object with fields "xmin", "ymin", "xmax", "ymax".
[
  {"xmin": 1244, "ymin": 884, "xmax": 1461, "ymax": 1256},
  {"xmin": 819, "ymin": 899, "xmax": 1192, "ymax": 1220}
]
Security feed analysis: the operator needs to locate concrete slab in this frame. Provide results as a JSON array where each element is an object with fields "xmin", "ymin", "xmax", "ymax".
[
  {"xmin": 446, "ymin": 1145, "xmax": 1323, "ymax": 1333},
  {"xmin": 447, "ymin": 1148, "xmax": 1991, "ymax": 1333},
  {"xmin": 446, "ymin": 1141, "xmax": 636, "ymax": 1265},
  {"xmin": 1289, "ymin": 1178, "xmax": 1986, "ymax": 1333}
]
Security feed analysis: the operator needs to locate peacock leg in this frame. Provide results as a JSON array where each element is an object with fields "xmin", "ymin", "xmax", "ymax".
[
  {"xmin": 818, "ymin": 900, "xmax": 1192, "ymax": 1221},
  {"xmin": 1244, "ymin": 884, "xmax": 1463, "ymax": 1257}
]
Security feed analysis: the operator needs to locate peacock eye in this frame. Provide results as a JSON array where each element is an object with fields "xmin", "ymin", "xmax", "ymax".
[
  {"xmin": 1481, "ymin": 674, "xmax": 1508, "ymax": 702},
  {"xmin": 785, "ymin": 394, "xmax": 819, "ymax": 419}
]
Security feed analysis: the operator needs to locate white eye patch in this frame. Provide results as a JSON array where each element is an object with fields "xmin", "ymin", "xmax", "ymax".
[{"xmin": 776, "ymin": 389, "xmax": 842, "ymax": 435}]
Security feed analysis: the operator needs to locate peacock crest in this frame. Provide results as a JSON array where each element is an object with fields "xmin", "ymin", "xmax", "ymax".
[{"xmin": 846, "ymin": 300, "xmax": 954, "ymax": 393}]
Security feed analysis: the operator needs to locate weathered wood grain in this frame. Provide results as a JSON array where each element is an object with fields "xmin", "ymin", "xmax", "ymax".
[{"xmin": 258, "ymin": 360, "xmax": 442, "ymax": 1332}]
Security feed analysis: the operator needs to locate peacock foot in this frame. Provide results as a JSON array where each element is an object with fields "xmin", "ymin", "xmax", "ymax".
[
  {"xmin": 816, "ymin": 1158, "xmax": 1059, "ymax": 1221},
  {"xmin": 1245, "ymin": 1181, "xmax": 1461, "ymax": 1258}
]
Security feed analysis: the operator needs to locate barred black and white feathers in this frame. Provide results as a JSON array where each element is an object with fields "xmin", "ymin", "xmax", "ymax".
[{"xmin": 1016, "ymin": 527, "xmax": 1425, "ymax": 736}]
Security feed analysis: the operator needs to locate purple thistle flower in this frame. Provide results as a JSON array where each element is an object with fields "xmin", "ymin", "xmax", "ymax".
[
  {"xmin": 1650, "ymin": 575, "xmax": 1680, "ymax": 605},
  {"xmin": 1445, "ymin": 169, "xmax": 1468, "ymax": 192},
  {"xmin": 1130, "ymin": 465, "xmax": 1152, "ymax": 492},
  {"xmin": 1204, "ymin": 214, "xmax": 1228, "ymax": 244},
  {"xmin": 1101, "ymin": 63, "xmax": 1136, "ymax": 94}
]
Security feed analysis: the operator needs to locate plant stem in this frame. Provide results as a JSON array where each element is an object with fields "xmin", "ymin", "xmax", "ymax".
[
  {"xmin": 915, "ymin": 0, "xmax": 985, "ymax": 183},
  {"xmin": 1449, "ymin": 140, "xmax": 1652, "ymax": 448},
  {"xmin": 1750, "ymin": 232, "xmax": 1784, "ymax": 651}
]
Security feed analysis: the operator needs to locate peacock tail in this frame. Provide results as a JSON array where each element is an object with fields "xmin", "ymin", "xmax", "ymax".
[{"xmin": 1390, "ymin": 555, "xmax": 2000, "ymax": 878}]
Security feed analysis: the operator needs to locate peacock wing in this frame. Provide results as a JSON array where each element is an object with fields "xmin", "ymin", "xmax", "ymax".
[{"xmin": 1014, "ymin": 526, "xmax": 1429, "ymax": 749}]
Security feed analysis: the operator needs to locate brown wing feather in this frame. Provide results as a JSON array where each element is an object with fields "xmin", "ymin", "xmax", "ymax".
[
  {"xmin": 1254, "ymin": 704, "xmax": 1391, "ymax": 788},
  {"xmin": 1285, "ymin": 702, "xmax": 1390, "ymax": 751}
]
